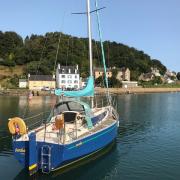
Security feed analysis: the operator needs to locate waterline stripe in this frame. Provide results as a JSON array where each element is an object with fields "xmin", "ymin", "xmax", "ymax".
[{"xmin": 52, "ymin": 146, "xmax": 103, "ymax": 172}]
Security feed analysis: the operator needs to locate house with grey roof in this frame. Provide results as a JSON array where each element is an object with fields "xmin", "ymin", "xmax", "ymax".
[
  {"xmin": 56, "ymin": 64, "xmax": 80, "ymax": 89},
  {"xmin": 28, "ymin": 74, "xmax": 55, "ymax": 90}
]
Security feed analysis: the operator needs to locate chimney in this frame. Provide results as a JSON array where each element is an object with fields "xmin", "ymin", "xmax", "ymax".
[
  {"xmin": 28, "ymin": 74, "xmax": 30, "ymax": 78},
  {"xmin": 76, "ymin": 64, "xmax": 78, "ymax": 70},
  {"xmin": 53, "ymin": 74, "xmax": 55, "ymax": 79},
  {"xmin": 58, "ymin": 64, "xmax": 60, "ymax": 69}
]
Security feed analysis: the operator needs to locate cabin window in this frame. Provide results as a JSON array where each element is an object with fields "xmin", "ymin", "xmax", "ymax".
[
  {"xmin": 68, "ymin": 102, "xmax": 84, "ymax": 111},
  {"xmin": 54, "ymin": 103, "xmax": 69, "ymax": 115}
]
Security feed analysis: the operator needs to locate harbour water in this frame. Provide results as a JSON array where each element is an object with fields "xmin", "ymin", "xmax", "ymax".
[{"xmin": 1, "ymin": 93, "xmax": 180, "ymax": 180}]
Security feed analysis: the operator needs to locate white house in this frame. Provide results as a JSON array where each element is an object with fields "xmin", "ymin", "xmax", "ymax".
[
  {"xmin": 19, "ymin": 79, "xmax": 27, "ymax": 88},
  {"xmin": 151, "ymin": 67, "xmax": 161, "ymax": 77},
  {"xmin": 122, "ymin": 81, "xmax": 138, "ymax": 88},
  {"xmin": 56, "ymin": 64, "xmax": 80, "ymax": 89}
]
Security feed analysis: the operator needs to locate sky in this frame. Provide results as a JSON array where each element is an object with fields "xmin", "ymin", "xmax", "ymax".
[{"xmin": 0, "ymin": 0, "xmax": 180, "ymax": 72}]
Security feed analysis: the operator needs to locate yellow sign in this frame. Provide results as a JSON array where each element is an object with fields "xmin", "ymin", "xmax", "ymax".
[{"xmin": 15, "ymin": 148, "xmax": 26, "ymax": 153}]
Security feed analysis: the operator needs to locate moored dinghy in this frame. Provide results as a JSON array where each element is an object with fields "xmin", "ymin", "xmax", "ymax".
[{"xmin": 7, "ymin": 0, "xmax": 119, "ymax": 175}]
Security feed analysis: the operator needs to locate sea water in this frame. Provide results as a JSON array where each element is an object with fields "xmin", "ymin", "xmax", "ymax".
[{"xmin": 0, "ymin": 93, "xmax": 180, "ymax": 180}]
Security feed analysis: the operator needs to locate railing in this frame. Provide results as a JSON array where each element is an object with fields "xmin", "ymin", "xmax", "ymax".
[
  {"xmin": 23, "ymin": 110, "xmax": 52, "ymax": 131},
  {"xmin": 22, "ymin": 95, "xmax": 118, "ymax": 144},
  {"xmin": 94, "ymin": 95, "xmax": 118, "ymax": 110}
]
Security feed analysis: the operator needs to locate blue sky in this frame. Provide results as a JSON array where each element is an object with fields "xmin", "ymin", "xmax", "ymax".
[{"xmin": 0, "ymin": 0, "xmax": 180, "ymax": 72}]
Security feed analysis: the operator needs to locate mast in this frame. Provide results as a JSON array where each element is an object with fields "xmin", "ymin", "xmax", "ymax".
[
  {"xmin": 87, "ymin": 0, "xmax": 94, "ymax": 108},
  {"xmin": 87, "ymin": 0, "xmax": 93, "ymax": 77}
]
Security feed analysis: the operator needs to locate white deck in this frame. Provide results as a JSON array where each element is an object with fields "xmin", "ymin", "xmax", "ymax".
[{"xmin": 17, "ymin": 106, "xmax": 118, "ymax": 144}]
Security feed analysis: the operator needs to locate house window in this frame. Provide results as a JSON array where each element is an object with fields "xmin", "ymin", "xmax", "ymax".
[
  {"xmin": 75, "ymin": 75, "xmax": 77, "ymax": 79},
  {"xmin": 61, "ymin": 80, "xmax": 66, "ymax": 83},
  {"xmin": 61, "ymin": 75, "xmax": 65, "ymax": 78},
  {"xmin": 68, "ymin": 80, "xmax": 72, "ymax": 83},
  {"xmin": 68, "ymin": 75, "xmax": 72, "ymax": 78},
  {"xmin": 74, "ymin": 80, "xmax": 78, "ymax": 83},
  {"xmin": 62, "ymin": 69, "xmax": 65, "ymax": 73}
]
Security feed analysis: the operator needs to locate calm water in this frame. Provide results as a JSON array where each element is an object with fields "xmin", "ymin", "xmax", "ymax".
[{"xmin": 1, "ymin": 93, "xmax": 180, "ymax": 180}]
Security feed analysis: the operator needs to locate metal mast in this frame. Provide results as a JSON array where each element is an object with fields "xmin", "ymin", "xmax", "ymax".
[{"xmin": 87, "ymin": 0, "xmax": 93, "ymax": 77}]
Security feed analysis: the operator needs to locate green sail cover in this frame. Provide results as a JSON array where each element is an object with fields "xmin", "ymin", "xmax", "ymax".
[{"xmin": 55, "ymin": 76, "xmax": 94, "ymax": 97}]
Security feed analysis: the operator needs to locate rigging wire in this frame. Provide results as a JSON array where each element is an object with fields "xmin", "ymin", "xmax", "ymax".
[
  {"xmin": 23, "ymin": 10, "xmax": 66, "ymax": 120},
  {"xmin": 53, "ymin": 12, "xmax": 66, "ymax": 76},
  {"xmin": 54, "ymin": 32, "xmax": 62, "ymax": 75},
  {"xmin": 22, "ymin": 35, "xmax": 49, "ymax": 119},
  {"xmin": 66, "ymin": 36, "xmax": 71, "ymax": 66},
  {"xmin": 95, "ymin": 0, "xmax": 111, "ymax": 105},
  {"xmin": 94, "ymin": 40, "xmax": 105, "ymax": 88}
]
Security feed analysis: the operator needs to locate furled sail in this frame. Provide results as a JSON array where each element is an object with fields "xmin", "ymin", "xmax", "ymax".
[{"xmin": 55, "ymin": 76, "xmax": 94, "ymax": 97}]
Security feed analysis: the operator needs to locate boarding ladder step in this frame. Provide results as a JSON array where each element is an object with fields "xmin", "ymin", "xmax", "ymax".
[{"xmin": 41, "ymin": 145, "xmax": 51, "ymax": 173}]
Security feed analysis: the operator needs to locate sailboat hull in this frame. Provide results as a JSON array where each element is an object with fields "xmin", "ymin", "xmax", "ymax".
[{"xmin": 13, "ymin": 121, "xmax": 118, "ymax": 173}]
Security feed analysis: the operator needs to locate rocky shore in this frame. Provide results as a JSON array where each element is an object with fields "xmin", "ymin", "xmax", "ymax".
[
  {"xmin": 0, "ymin": 87, "xmax": 180, "ymax": 96},
  {"xmin": 0, "ymin": 89, "xmax": 52, "ymax": 96},
  {"xmin": 95, "ymin": 87, "xmax": 180, "ymax": 95}
]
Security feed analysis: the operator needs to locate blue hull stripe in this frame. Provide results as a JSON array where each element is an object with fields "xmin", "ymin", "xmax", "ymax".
[{"xmin": 68, "ymin": 123, "xmax": 116, "ymax": 150}]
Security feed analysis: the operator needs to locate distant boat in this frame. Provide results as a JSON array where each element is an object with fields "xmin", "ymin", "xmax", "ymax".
[{"xmin": 7, "ymin": 0, "xmax": 119, "ymax": 176}]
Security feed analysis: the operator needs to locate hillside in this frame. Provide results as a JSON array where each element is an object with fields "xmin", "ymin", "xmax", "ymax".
[
  {"xmin": 0, "ymin": 65, "xmax": 25, "ymax": 77},
  {"xmin": 0, "ymin": 31, "xmax": 167, "ymax": 80}
]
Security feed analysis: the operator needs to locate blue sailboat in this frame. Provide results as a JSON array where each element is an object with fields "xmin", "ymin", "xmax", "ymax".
[{"xmin": 8, "ymin": 0, "xmax": 119, "ymax": 176}]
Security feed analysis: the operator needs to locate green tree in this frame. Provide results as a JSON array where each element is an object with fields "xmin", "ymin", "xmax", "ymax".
[
  {"xmin": 151, "ymin": 59, "xmax": 167, "ymax": 75},
  {"xmin": 95, "ymin": 76, "xmax": 104, "ymax": 87},
  {"xmin": 153, "ymin": 76, "xmax": 163, "ymax": 84},
  {"xmin": 0, "ymin": 30, "xmax": 168, "ymax": 79},
  {"xmin": 108, "ymin": 76, "xmax": 122, "ymax": 88}
]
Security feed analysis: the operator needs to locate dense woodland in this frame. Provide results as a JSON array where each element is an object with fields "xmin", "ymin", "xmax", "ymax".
[{"xmin": 0, "ymin": 31, "xmax": 167, "ymax": 81}]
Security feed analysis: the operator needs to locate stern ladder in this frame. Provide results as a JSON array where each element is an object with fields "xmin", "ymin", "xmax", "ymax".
[{"xmin": 41, "ymin": 145, "xmax": 51, "ymax": 173}]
